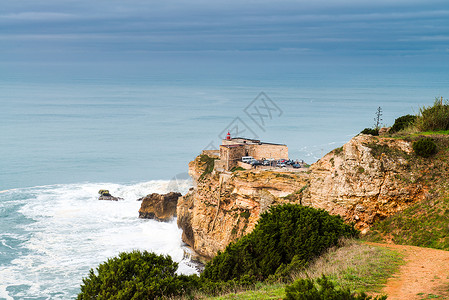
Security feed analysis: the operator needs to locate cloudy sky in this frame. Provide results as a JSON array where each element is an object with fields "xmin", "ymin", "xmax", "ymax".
[
  {"xmin": 0, "ymin": 0, "xmax": 449, "ymax": 76},
  {"xmin": 1, "ymin": 0, "xmax": 448, "ymax": 65}
]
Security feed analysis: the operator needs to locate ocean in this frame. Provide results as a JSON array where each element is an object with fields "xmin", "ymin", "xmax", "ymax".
[{"xmin": 1, "ymin": 61, "xmax": 448, "ymax": 299}]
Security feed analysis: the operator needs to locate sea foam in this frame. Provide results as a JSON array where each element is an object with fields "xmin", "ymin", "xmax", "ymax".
[{"xmin": 0, "ymin": 179, "xmax": 195, "ymax": 299}]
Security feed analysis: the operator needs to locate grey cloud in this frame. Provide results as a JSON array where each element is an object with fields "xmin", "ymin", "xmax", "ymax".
[{"xmin": 0, "ymin": 0, "xmax": 448, "ymax": 62}]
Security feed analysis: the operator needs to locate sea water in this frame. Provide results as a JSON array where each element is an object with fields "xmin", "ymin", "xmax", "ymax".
[
  {"xmin": 1, "ymin": 61, "xmax": 449, "ymax": 298},
  {"xmin": 0, "ymin": 180, "xmax": 196, "ymax": 299}
]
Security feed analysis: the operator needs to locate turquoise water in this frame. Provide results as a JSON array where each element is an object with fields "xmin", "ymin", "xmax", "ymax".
[{"xmin": 1, "ymin": 62, "xmax": 449, "ymax": 298}]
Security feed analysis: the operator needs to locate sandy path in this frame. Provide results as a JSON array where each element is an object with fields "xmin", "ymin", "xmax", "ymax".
[{"xmin": 367, "ymin": 243, "xmax": 449, "ymax": 300}]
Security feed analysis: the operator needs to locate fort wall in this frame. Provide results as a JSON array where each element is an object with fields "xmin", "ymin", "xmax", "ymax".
[{"xmin": 215, "ymin": 138, "xmax": 288, "ymax": 171}]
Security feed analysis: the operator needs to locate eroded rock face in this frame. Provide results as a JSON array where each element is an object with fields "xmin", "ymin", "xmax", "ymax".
[
  {"xmin": 177, "ymin": 155, "xmax": 308, "ymax": 258},
  {"xmin": 177, "ymin": 134, "xmax": 433, "ymax": 258},
  {"xmin": 303, "ymin": 134, "xmax": 425, "ymax": 231},
  {"xmin": 138, "ymin": 192, "xmax": 181, "ymax": 221}
]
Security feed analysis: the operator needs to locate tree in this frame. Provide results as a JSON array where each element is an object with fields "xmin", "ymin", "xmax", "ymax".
[{"xmin": 374, "ymin": 107, "xmax": 383, "ymax": 130}]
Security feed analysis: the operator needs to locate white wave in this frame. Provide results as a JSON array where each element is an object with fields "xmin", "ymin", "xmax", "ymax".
[
  {"xmin": 0, "ymin": 285, "xmax": 14, "ymax": 300},
  {"xmin": 0, "ymin": 180, "xmax": 195, "ymax": 299}
]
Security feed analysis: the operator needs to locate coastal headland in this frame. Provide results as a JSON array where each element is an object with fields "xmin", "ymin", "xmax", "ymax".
[{"xmin": 177, "ymin": 133, "xmax": 436, "ymax": 258}]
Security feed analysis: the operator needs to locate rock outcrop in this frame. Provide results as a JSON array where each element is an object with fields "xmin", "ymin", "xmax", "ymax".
[
  {"xmin": 303, "ymin": 134, "xmax": 426, "ymax": 232},
  {"xmin": 98, "ymin": 189, "xmax": 123, "ymax": 201},
  {"xmin": 139, "ymin": 192, "xmax": 181, "ymax": 221},
  {"xmin": 178, "ymin": 134, "xmax": 435, "ymax": 258},
  {"xmin": 177, "ymin": 156, "xmax": 308, "ymax": 258}
]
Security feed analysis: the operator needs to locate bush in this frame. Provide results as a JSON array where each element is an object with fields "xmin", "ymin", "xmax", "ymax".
[
  {"xmin": 284, "ymin": 275, "xmax": 387, "ymax": 300},
  {"xmin": 413, "ymin": 137, "xmax": 437, "ymax": 158},
  {"xmin": 389, "ymin": 114, "xmax": 417, "ymax": 133},
  {"xmin": 360, "ymin": 128, "xmax": 379, "ymax": 136},
  {"xmin": 202, "ymin": 204, "xmax": 358, "ymax": 282},
  {"xmin": 199, "ymin": 155, "xmax": 218, "ymax": 180},
  {"xmin": 231, "ymin": 166, "xmax": 246, "ymax": 172},
  {"xmin": 78, "ymin": 250, "xmax": 198, "ymax": 300},
  {"xmin": 416, "ymin": 98, "xmax": 449, "ymax": 132}
]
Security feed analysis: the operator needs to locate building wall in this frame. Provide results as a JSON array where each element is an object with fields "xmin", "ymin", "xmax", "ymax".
[
  {"xmin": 251, "ymin": 144, "xmax": 288, "ymax": 160},
  {"xmin": 219, "ymin": 145, "xmax": 246, "ymax": 170},
  {"xmin": 219, "ymin": 141, "xmax": 288, "ymax": 171},
  {"xmin": 202, "ymin": 149, "xmax": 220, "ymax": 158},
  {"xmin": 237, "ymin": 161, "xmax": 253, "ymax": 170},
  {"xmin": 222, "ymin": 138, "xmax": 260, "ymax": 146}
]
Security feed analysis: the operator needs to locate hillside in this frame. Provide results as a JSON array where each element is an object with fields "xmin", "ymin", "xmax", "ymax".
[{"xmin": 365, "ymin": 133, "xmax": 449, "ymax": 249}]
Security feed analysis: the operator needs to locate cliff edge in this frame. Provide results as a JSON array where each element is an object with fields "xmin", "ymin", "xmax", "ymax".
[{"xmin": 178, "ymin": 134, "xmax": 439, "ymax": 258}]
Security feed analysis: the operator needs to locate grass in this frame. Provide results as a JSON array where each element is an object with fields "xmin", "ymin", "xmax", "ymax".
[
  {"xmin": 207, "ymin": 283, "xmax": 285, "ymax": 300},
  {"xmin": 415, "ymin": 100, "xmax": 449, "ymax": 132},
  {"xmin": 231, "ymin": 166, "xmax": 246, "ymax": 172},
  {"xmin": 196, "ymin": 239, "xmax": 403, "ymax": 300},
  {"xmin": 291, "ymin": 239, "xmax": 403, "ymax": 295},
  {"xmin": 280, "ymin": 185, "xmax": 308, "ymax": 202},
  {"xmin": 364, "ymin": 134, "xmax": 449, "ymax": 250},
  {"xmin": 334, "ymin": 146, "xmax": 343, "ymax": 155},
  {"xmin": 274, "ymin": 173, "xmax": 294, "ymax": 179},
  {"xmin": 415, "ymin": 130, "xmax": 449, "ymax": 136},
  {"xmin": 199, "ymin": 155, "xmax": 218, "ymax": 180},
  {"xmin": 365, "ymin": 191, "xmax": 449, "ymax": 250},
  {"xmin": 364, "ymin": 142, "xmax": 409, "ymax": 159}
]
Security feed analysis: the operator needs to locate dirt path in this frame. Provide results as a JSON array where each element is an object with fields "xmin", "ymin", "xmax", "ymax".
[{"xmin": 367, "ymin": 243, "xmax": 449, "ymax": 300}]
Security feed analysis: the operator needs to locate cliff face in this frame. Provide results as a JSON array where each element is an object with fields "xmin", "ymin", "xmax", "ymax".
[
  {"xmin": 303, "ymin": 135, "xmax": 427, "ymax": 231},
  {"xmin": 177, "ymin": 156, "xmax": 308, "ymax": 258},
  {"xmin": 177, "ymin": 134, "xmax": 432, "ymax": 258}
]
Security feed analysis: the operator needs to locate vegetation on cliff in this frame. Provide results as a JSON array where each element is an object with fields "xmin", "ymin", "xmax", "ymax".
[
  {"xmin": 202, "ymin": 204, "xmax": 358, "ymax": 282},
  {"xmin": 284, "ymin": 275, "xmax": 386, "ymax": 300},
  {"xmin": 80, "ymin": 99, "xmax": 449, "ymax": 299},
  {"xmin": 412, "ymin": 137, "xmax": 438, "ymax": 158},
  {"xmin": 78, "ymin": 205, "xmax": 361, "ymax": 299},
  {"xmin": 204, "ymin": 240, "xmax": 401, "ymax": 299},
  {"xmin": 199, "ymin": 154, "xmax": 218, "ymax": 181},
  {"xmin": 360, "ymin": 128, "xmax": 379, "ymax": 136},
  {"xmin": 389, "ymin": 114, "xmax": 417, "ymax": 133},
  {"xmin": 365, "ymin": 190, "xmax": 449, "ymax": 250},
  {"xmin": 363, "ymin": 100, "xmax": 449, "ymax": 249},
  {"xmin": 415, "ymin": 98, "xmax": 449, "ymax": 132}
]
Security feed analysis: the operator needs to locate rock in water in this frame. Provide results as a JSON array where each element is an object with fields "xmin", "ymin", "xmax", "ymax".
[
  {"xmin": 138, "ymin": 192, "xmax": 181, "ymax": 221},
  {"xmin": 98, "ymin": 189, "xmax": 123, "ymax": 201}
]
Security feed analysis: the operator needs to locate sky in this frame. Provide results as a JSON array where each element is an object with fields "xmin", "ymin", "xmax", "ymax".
[{"xmin": 1, "ymin": 0, "xmax": 449, "ymax": 66}]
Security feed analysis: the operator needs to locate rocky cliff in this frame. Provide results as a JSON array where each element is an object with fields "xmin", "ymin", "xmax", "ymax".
[
  {"xmin": 177, "ymin": 134, "xmax": 436, "ymax": 258},
  {"xmin": 303, "ymin": 134, "xmax": 428, "ymax": 232}
]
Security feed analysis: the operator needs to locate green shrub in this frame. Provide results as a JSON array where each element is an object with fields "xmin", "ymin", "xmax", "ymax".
[
  {"xmin": 240, "ymin": 210, "xmax": 251, "ymax": 219},
  {"xmin": 413, "ymin": 137, "xmax": 437, "ymax": 158},
  {"xmin": 416, "ymin": 98, "xmax": 449, "ymax": 132},
  {"xmin": 284, "ymin": 275, "xmax": 387, "ymax": 300},
  {"xmin": 231, "ymin": 166, "xmax": 246, "ymax": 172},
  {"xmin": 360, "ymin": 128, "xmax": 379, "ymax": 136},
  {"xmin": 199, "ymin": 155, "xmax": 218, "ymax": 180},
  {"xmin": 78, "ymin": 250, "xmax": 198, "ymax": 300},
  {"xmin": 201, "ymin": 204, "xmax": 358, "ymax": 282},
  {"xmin": 389, "ymin": 114, "xmax": 417, "ymax": 133}
]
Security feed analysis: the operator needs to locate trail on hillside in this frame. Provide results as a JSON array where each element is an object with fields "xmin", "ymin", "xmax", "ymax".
[{"xmin": 367, "ymin": 243, "xmax": 449, "ymax": 300}]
